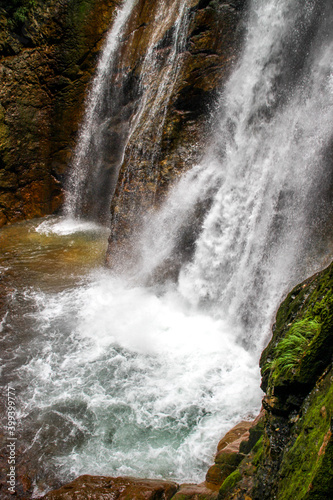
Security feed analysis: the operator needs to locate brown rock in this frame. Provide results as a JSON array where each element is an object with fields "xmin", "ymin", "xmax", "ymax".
[
  {"xmin": 43, "ymin": 475, "xmax": 179, "ymax": 499},
  {"xmin": 172, "ymin": 482, "xmax": 218, "ymax": 499},
  {"xmin": 106, "ymin": 0, "xmax": 247, "ymax": 268},
  {"xmin": 217, "ymin": 422, "xmax": 253, "ymax": 453},
  {"xmin": 206, "ymin": 463, "xmax": 235, "ymax": 487},
  {"xmin": 0, "ymin": 0, "xmax": 118, "ymax": 227},
  {"xmin": 215, "ymin": 450, "xmax": 246, "ymax": 466}
]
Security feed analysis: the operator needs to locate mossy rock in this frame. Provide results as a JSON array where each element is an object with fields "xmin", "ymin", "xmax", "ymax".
[
  {"xmin": 239, "ymin": 421, "xmax": 264, "ymax": 455},
  {"xmin": 206, "ymin": 463, "xmax": 236, "ymax": 486},
  {"xmin": 274, "ymin": 368, "xmax": 333, "ymax": 500},
  {"xmin": 218, "ymin": 470, "xmax": 242, "ymax": 499},
  {"xmin": 261, "ymin": 261, "xmax": 333, "ymax": 396},
  {"xmin": 252, "ymin": 436, "xmax": 264, "ymax": 467},
  {"xmin": 304, "ymin": 435, "xmax": 333, "ymax": 499},
  {"xmin": 215, "ymin": 452, "xmax": 246, "ymax": 467}
]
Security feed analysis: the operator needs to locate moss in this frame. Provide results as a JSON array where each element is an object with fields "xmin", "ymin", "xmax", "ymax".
[
  {"xmin": 218, "ymin": 470, "xmax": 242, "ymax": 498},
  {"xmin": 5, "ymin": 0, "xmax": 38, "ymax": 27},
  {"xmin": 239, "ymin": 419, "xmax": 264, "ymax": 454},
  {"xmin": 275, "ymin": 370, "xmax": 333, "ymax": 500},
  {"xmin": 252, "ymin": 436, "xmax": 264, "ymax": 467},
  {"xmin": 215, "ymin": 452, "xmax": 245, "ymax": 467},
  {"xmin": 253, "ymin": 263, "xmax": 333, "ymax": 499},
  {"xmin": 305, "ymin": 438, "xmax": 333, "ymax": 499}
]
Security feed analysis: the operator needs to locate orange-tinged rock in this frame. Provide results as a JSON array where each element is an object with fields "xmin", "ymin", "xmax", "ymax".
[
  {"xmin": 217, "ymin": 421, "xmax": 252, "ymax": 453},
  {"xmin": 172, "ymin": 482, "xmax": 219, "ymax": 499},
  {"xmin": 43, "ymin": 475, "xmax": 178, "ymax": 499},
  {"xmin": 206, "ymin": 463, "xmax": 235, "ymax": 487}
]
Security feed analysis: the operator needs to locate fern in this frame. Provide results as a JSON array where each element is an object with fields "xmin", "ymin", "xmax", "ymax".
[{"xmin": 265, "ymin": 318, "xmax": 321, "ymax": 379}]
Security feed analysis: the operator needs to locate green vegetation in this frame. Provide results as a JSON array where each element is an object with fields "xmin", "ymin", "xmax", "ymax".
[
  {"xmin": 255, "ymin": 263, "xmax": 333, "ymax": 499},
  {"xmin": 264, "ymin": 318, "xmax": 321, "ymax": 382},
  {"xmin": 276, "ymin": 370, "xmax": 333, "ymax": 500},
  {"xmin": 218, "ymin": 470, "xmax": 242, "ymax": 498},
  {"xmin": 261, "ymin": 263, "xmax": 333, "ymax": 391},
  {"xmin": 5, "ymin": 0, "xmax": 38, "ymax": 26},
  {"xmin": 252, "ymin": 436, "xmax": 264, "ymax": 467}
]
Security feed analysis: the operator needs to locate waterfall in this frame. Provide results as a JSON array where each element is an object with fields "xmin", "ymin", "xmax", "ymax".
[
  {"xmin": 135, "ymin": 0, "xmax": 333, "ymax": 348},
  {"xmin": 2, "ymin": 0, "xmax": 333, "ymax": 494},
  {"xmin": 64, "ymin": 0, "xmax": 138, "ymax": 222},
  {"xmin": 64, "ymin": 0, "xmax": 191, "ymax": 223}
]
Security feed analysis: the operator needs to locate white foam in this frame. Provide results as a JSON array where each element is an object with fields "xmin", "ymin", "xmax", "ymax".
[
  {"xmin": 19, "ymin": 274, "xmax": 261, "ymax": 483},
  {"xmin": 36, "ymin": 217, "xmax": 108, "ymax": 236}
]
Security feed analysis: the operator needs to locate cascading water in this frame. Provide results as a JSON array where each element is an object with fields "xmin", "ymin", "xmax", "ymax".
[
  {"xmin": 64, "ymin": 0, "xmax": 138, "ymax": 222},
  {"xmin": 120, "ymin": 0, "xmax": 190, "ymax": 192},
  {"xmin": 64, "ymin": 0, "xmax": 191, "ymax": 223},
  {"xmin": 1, "ymin": 0, "xmax": 333, "ymax": 496},
  {"xmin": 135, "ymin": 0, "xmax": 333, "ymax": 346}
]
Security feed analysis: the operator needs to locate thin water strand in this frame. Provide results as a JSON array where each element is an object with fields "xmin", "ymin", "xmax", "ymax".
[{"xmin": 64, "ymin": 0, "xmax": 138, "ymax": 220}]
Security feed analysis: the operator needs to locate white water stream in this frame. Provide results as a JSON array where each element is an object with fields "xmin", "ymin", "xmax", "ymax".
[
  {"xmin": 1, "ymin": 0, "xmax": 333, "ymax": 496},
  {"xmin": 64, "ymin": 0, "xmax": 138, "ymax": 221}
]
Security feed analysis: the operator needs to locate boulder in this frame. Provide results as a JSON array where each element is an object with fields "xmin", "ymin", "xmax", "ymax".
[{"xmin": 43, "ymin": 475, "xmax": 178, "ymax": 499}]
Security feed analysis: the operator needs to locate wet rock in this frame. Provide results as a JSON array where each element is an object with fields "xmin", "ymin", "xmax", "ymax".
[
  {"xmin": 249, "ymin": 262, "xmax": 333, "ymax": 499},
  {"xmin": 203, "ymin": 420, "xmax": 260, "ymax": 492},
  {"xmin": 172, "ymin": 482, "xmax": 219, "ymax": 499},
  {"xmin": 206, "ymin": 463, "xmax": 236, "ymax": 487},
  {"xmin": 43, "ymin": 475, "xmax": 178, "ymax": 499},
  {"xmin": 216, "ymin": 422, "xmax": 252, "ymax": 453},
  {"xmin": 106, "ymin": 0, "xmax": 247, "ymax": 270},
  {"xmin": 0, "ymin": 0, "xmax": 118, "ymax": 226}
]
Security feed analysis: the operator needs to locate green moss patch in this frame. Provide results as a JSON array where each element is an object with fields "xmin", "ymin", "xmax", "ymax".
[
  {"xmin": 218, "ymin": 469, "xmax": 242, "ymax": 498},
  {"xmin": 276, "ymin": 369, "xmax": 333, "ymax": 500},
  {"xmin": 264, "ymin": 318, "xmax": 321, "ymax": 385}
]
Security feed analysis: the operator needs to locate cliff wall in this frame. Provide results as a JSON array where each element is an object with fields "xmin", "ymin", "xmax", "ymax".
[
  {"xmin": 208, "ymin": 262, "xmax": 333, "ymax": 500},
  {"xmin": 0, "ymin": 0, "xmax": 118, "ymax": 226},
  {"xmin": 0, "ymin": 0, "xmax": 246, "ymax": 232}
]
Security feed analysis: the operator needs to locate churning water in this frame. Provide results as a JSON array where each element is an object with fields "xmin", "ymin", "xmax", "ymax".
[
  {"xmin": 1, "ymin": 0, "xmax": 333, "ymax": 496},
  {"xmin": 0, "ymin": 218, "xmax": 261, "ymax": 495}
]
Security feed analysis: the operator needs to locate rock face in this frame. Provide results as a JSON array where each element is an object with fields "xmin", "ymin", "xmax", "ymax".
[
  {"xmin": 0, "ymin": 0, "xmax": 247, "ymax": 231},
  {"xmin": 0, "ymin": 0, "xmax": 118, "ymax": 226},
  {"xmin": 106, "ymin": 0, "xmax": 247, "ymax": 264}
]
